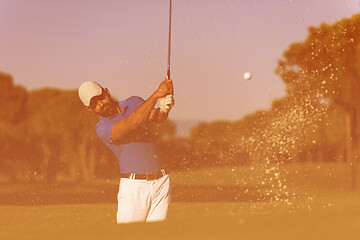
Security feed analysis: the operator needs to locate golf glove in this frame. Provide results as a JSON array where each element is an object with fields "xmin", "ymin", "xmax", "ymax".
[{"xmin": 159, "ymin": 94, "xmax": 174, "ymax": 113}]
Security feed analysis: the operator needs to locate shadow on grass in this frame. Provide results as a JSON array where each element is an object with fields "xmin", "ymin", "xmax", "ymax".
[{"xmin": 0, "ymin": 183, "xmax": 283, "ymax": 206}]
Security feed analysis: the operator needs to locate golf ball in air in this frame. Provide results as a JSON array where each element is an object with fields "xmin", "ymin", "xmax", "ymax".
[{"xmin": 243, "ymin": 72, "xmax": 252, "ymax": 80}]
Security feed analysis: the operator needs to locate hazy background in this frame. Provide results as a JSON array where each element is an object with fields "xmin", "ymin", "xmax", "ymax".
[{"xmin": 0, "ymin": 0, "xmax": 359, "ymax": 130}]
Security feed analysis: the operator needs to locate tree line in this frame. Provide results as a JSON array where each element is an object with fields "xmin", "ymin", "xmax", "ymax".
[{"xmin": 1, "ymin": 13, "xmax": 360, "ymax": 187}]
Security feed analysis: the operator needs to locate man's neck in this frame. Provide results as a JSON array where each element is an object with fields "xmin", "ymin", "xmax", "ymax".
[{"xmin": 99, "ymin": 101, "xmax": 121, "ymax": 118}]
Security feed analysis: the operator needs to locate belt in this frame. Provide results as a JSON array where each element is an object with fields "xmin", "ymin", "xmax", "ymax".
[{"xmin": 120, "ymin": 169, "xmax": 167, "ymax": 181}]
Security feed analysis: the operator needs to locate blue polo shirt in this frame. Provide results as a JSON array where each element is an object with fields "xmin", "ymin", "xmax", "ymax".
[{"xmin": 96, "ymin": 96, "xmax": 161, "ymax": 174}]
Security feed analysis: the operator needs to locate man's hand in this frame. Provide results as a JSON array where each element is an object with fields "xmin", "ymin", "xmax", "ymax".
[
  {"xmin": 159, "ymin": 94, "xmax": 174, "ymax": 113},
  {"xmin": 155, "ymin": 78, "xmax": 173, "ymax": 99}
]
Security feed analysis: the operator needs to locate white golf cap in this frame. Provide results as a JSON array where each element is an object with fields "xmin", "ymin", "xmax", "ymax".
[{"xmin": 78, "ymin": 81, "xmax": 103, "ymax": 106}]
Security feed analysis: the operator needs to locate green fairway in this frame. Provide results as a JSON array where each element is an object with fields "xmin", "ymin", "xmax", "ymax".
[
  {"xmin": 1, "ymin": 163, "xmax": 360, "ymax": 239},
  {"xmin": 1, "ymin": 202, "xmax": 360, "ymax": 240}
]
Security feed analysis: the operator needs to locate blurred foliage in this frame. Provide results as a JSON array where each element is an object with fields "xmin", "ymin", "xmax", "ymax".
[
  {"xmin": 0, "ymin": 73, "xmax": 27, "ymax": 123},
  {"xmin": 2, "ymin": 13, "xmax": 360, "ymax": 183}
]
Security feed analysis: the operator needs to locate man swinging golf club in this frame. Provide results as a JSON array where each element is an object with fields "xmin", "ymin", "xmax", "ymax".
[{"xmin": 78, "ymin": 78, "xmax": 174, "ymax": 223}]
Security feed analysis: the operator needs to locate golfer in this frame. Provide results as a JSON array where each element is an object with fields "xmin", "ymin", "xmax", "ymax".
[{"xmin": 78, "ymin": 78, "xmax": 174, "ymax": 223}]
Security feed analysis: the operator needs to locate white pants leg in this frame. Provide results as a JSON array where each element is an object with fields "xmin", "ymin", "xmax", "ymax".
[
  {"xmin": 116, "ymin": 175, "xmax": 170, "ymax": 224},
  {"xmin": 146, "ymin": 175, "xmax": 171, "ymax": 222}
]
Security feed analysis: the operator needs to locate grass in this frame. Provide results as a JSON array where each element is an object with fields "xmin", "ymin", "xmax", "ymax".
[{"xmin": 1, "ymin": 162, "xmax": 360, "ymax": 239}]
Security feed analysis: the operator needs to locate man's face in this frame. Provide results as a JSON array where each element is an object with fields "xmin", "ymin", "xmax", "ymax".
[{"xmin": 88, "ymin": 88, "xmax": 116, "ymax": 117}]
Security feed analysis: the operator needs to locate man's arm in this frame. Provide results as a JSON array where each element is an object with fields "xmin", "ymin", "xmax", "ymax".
[
  {"xmin": 110, "ymin": 79, "xmax": 173, "ymax": 142},
  {"xmin": 149, "ymin": 108, "xmax": 169, "ymax": 123}
]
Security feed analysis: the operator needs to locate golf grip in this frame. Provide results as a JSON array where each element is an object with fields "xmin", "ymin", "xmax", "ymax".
[{"xmin": 165, "ymin": 68, "xmax": 171, "ymax": 110}]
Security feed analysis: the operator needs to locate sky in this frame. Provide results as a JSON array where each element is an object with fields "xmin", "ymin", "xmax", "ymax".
[{"xmin": 1, "ymin": 0, "xmax": 359, "ymax": 123}]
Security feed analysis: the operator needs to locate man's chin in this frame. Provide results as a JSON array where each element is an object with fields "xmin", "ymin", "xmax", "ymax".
[{"xmin": 102, "ymin": 107, "xmax": 116, "ymax": 117}]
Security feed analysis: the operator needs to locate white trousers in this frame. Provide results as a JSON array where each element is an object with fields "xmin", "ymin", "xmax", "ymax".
[{"xmin": 116, "ymin": 174, "xmax": 171, "ymax": 224}]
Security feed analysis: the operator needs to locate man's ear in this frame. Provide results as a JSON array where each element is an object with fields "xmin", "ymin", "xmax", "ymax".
[{"xmin": 87, "ymin": 107, "xmax": 94, "ymax": 113}]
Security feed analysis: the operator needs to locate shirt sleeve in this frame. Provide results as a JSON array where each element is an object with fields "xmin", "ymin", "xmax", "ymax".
[
  {"xmin": 96, "ymin": 96, "xmax": 145, "ymax": 144},
  {"xmin": 96, "ymin": 120, "xmax": 114, "ymax": 144},
  {"xmin": 127, "ymin": 96, "xmax": 145, "ymax": 108}
]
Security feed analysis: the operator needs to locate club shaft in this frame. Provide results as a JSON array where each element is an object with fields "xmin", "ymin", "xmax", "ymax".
[{"xmin": 167, "ymin": 0, "xmax": 172, "ymax": 79}]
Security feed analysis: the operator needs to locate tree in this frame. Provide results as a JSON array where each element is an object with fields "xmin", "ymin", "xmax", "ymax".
[
  {"xmin": 276, "ymin": 13, "xmax": 360, "ymax": 189},
  {"xmin": 0, "ymin": 72, "xmax": 27, "ymax": 123},
  {"xmin": 0, "ymin": 72, "xmax": 29, "ymax": 181}
]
